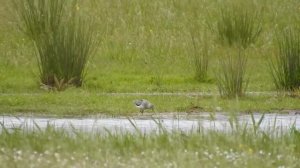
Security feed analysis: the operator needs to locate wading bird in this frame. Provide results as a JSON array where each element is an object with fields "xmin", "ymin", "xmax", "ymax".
[{"xmin": 134, "ymin": 99, "xmax": 154, "ymax": 114}]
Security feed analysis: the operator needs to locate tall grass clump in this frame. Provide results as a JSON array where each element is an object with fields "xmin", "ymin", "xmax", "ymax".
[
  {"xmin": 270, "ymin": 27, "xmax": 300, "ymax": 92},
  {"xmin": 216, "ymin": 50, "xmax": 248, "ymax": 97},
  {"xmin": 189, "ymin": 30, "xmax": 210, "ymax": 82},
  {"xmin": 212, "ymin": 2, "xmax": 262, "ymax": 48},
  {"xmin": 13, "ymin": 0, "xmax": 98, "ymax": 90}
]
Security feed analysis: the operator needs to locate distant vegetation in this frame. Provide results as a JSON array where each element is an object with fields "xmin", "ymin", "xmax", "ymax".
[
  {"xmin": 12, "ymin": 0, "xmax": 98, "ymax": 90},
  {"xmin": 0, "ymin": 0, "xmax": 298, "ymax": 94},
  {"xmin": 216, "ymin": 49, "xmax": 248, "ymax": 97},
  {"xmin": 0, "ymin": 0, "xmax": 300, "ymax": 114},
  {"xmin": 270, "ymin": 27, "xmax": 300, "ymax": 92},
  {"xmin": 211, "ymin": 1, "xmax": 262, "ymax": 48}
]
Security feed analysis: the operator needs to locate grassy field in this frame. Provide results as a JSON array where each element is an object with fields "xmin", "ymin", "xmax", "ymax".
[
  {"xmin": 0, "ymin": 124, "xmax": 299, "ymax": 167},
  {"xmin": 1, "ymin": 91, "xmax": 300, "ymax": 116},
  {"xmin": 0, "ymin": 0, "xmax": 300, "ymax": 115},
  {"xmin": 1, "ymin": 1, "xmax": 300, "ymax": 167}
]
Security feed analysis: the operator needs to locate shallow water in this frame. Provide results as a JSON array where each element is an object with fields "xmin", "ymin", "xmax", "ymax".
[{"xmin": 0, "ymin": 113, "xmax": 299, "ymax": 134}]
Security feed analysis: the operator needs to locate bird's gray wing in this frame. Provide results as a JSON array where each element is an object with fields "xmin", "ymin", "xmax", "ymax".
[{"xmin": 142, "ymin": 100, "xmax": 153, "ymax": 109}]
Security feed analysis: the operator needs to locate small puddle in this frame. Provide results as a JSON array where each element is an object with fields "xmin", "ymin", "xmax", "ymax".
[{"xmin": 0, "ymin": 113, "xmax": 299, "ymax": 134}]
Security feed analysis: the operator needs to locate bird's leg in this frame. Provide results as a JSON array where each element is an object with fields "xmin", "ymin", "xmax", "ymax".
[{"xmin": 140, "ymin": 109, "xmax": 144, "ymax": 114}]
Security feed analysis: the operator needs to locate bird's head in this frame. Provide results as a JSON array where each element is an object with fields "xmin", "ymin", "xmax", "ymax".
[{"xmin": 133, "ymin": 99, "xmax": 143, "ymax": 106}]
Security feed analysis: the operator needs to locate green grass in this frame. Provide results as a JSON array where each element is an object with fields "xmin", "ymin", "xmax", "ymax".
[
  {"xmin": 0, "ymin": 124, "xmax": 299, "ymax": 167},
  {"xmin": 12, "ymin": 0, "xmax": 98, "ymax": 88},
  {"xmin": 188, "ymin": 24, "xmax": 210, "ymax": 82},
  {"xmin": 0, "ymin": 91, "xmax": 299, "ymax": 116},
  {"xmin": 211, "ymin": 1, "xmax": 262, "ymax": 48},
  {"xmin": 270, "ymin": 27, "xmax": 300, "ymax": 91},
  {"xmin": 1, "ymin": 1, "xmax": 300, "ymax": 167},
  {"xmin": 0, "ymin": 0, "xmax": 300, "ymax": 115},
  {"xmin": 216, "ymin": 49, "xmax": 248, "ymax": 97}
]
